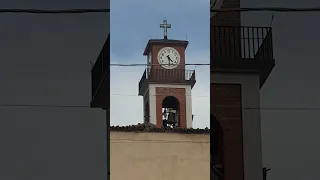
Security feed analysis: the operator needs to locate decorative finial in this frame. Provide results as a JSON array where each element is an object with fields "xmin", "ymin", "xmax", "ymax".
[{"xmin": 160, "ymin": 17, "xmax": 171, "ymax": 40}]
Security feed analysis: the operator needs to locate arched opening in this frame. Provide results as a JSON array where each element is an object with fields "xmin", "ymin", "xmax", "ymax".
[
  {"xmin": 162, "ymin": 96, "xmax": 180, "ymax": 128},
  {"xmin": 145, "ymin": 102, "xmax": 150, "ymax": 123},
  {"xmin": 211, "ymin": 114, "xmax": 224, "ymax": 179}
]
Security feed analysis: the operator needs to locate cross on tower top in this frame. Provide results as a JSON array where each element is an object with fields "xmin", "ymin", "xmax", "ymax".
[{"xmin": 160, "ymin": 18, "xmax": 171, "ymax": 40}]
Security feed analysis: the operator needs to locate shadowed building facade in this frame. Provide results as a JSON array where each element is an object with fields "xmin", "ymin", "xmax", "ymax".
[{"xmin": 211, "ymin": 0, "xmax": 275, "ymax": 180}]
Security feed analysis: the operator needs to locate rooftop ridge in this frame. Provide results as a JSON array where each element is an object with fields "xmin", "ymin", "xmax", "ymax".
[{"xmin": 110, "ymin": 122, "xmax": 210, "ymax": 134}]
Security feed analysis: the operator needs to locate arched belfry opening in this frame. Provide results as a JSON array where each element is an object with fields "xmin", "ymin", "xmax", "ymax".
[
  {"xmin": 162, "ymin": 96, "xmax": 180, "ymax": 128},
  {"xmin": 211, "ymin": 114, "xmax": 224, "ymax": 179}
]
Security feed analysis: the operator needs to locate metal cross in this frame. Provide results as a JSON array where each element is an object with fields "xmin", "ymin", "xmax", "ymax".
[{"xmin": 160, "ymin": 18, "xmax": 171, "ymax": 40}]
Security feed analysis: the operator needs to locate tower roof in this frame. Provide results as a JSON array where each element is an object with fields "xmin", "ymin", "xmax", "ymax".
[{"xmin": 143, "ymin": 39, "xmax": 189, "ymax": 55}]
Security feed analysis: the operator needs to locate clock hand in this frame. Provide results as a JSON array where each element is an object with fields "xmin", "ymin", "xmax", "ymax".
[{"xmin": 167, "ymin": 55, "xmax": 173, "ymax": 65}]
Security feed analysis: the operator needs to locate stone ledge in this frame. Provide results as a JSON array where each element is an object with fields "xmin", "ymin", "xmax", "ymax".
[{"xmin": 110, "ymin": 123, "xmax": 210, "ymax": 134}]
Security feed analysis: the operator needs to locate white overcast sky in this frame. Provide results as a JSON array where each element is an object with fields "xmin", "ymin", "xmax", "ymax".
[{"xmin": 110, "ymin": 0, "xmax": 210, "ymax": 128}]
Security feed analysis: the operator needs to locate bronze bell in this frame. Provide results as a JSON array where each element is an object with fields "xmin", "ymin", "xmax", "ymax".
[{"xmin": 167, "ymin": 112, "xmax": 176, "ymax": 124}]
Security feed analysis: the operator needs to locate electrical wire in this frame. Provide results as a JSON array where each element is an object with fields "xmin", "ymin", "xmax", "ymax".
[
  {"xmin": 211, "ymin": 7, "xmax": 320, "ymax": 12},
  {"xmin": 0, "ymin": 7, "xmax": 319, "ymax": 14},
  {"xmin": 110, "ymin": 139, "xmax": 209, "ymax": 144},
  {"xmin": 2, "ymin": 100, "xmax": 320, "ymax": 111},
  {"xmin": 110, "ymin": 63, "xmax": 210, "ymax": 66},
  {"xmin": 0, "ymin": 94, "xmax": 208, "ymax": 108},
  {"xmin": 0, "ymin": 104, "xmax": 89, "ymax": 108},
  {"xmin": 110, "ymin": 93, "xmax": 209, "ymax": 98},
  {"xmin": 0, "ymin": 9, "xmax": 109, "ymax": 14},
  {"xmin": 1, "ymin": 94, "xmax": 320, "ymax": 111}
]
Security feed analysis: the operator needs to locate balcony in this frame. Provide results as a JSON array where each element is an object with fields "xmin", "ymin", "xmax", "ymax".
[
  {"xmin": 90, "ymin": 35, "xmax": 110, "ymax": 109},
  {"xmin": 138, "ymin": 68, "xmax": 196, "ymax": 96},
  {"xmin": 211, "ymin": 26, "xmax": 275, "ymax": 87}
]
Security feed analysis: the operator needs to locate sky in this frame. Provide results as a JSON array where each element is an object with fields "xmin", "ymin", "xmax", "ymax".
[
  {"xmin": 110, "ymin": 0, "xmax": 210, "ymax": 128},
  {"xmin": 0, "ymin": 0, "xmax": 320, "ymax": 180}
]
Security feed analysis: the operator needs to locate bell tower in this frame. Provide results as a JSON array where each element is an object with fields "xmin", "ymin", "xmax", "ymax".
[
  {"xmin": 138, "ymin": 19, "xmax": 196, "ymax": 128},
  {"xmin": 211, "ymin": 0, "xmax": 275, "ymax": 180}
]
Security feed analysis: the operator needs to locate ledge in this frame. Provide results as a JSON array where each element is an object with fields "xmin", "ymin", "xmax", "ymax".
[{"xmin": 110, "ymin": 123, "xmax": 210, "ymax": 134}]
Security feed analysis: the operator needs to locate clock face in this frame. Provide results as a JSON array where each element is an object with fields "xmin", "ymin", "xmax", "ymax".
[
  {"xmin": 157, "ymin": 47, "xmax": 180, "ymax": 69},
  {"xmin": 147, "ymin": 52, "xmax": 152, "ymax": 65}
]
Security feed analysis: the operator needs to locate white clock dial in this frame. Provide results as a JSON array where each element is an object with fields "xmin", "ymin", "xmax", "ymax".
[
  {"xmin": 147, "ymin": 52, "xmax": 152, "ymax": 65},
  {"xmin": 157, "ymin": 47, "xmax": 180, "ymax": 69}
]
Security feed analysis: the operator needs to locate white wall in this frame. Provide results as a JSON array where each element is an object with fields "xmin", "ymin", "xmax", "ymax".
[
  {"xmin": 148, "ymin": 84, "xmax": 193, "ymax": 128},
  {"xmin": 211, "ymin": 72, "xmax": 263, "ymax": 180}
]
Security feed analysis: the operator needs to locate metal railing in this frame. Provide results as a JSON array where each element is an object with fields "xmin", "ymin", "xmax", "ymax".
[
  {"xmin": 211, "ymin": 26, "xmax": 273, "ymax": 60},
  {"xmin": 91, "ymin": 36, "xmax": 110, "ymax": 98},
  {"xmin": 139, "ymin": 68, "xmax": 196, "ymax": 91}
]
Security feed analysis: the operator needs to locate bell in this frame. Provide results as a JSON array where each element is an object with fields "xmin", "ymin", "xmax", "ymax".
[{"xmin": 167, "ymin": 112, "xmax": 176, "ymax": 124}]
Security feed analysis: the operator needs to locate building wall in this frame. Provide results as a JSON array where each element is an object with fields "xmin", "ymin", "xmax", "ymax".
[
  {"xmin": 211, "ymin": 0, "xmax": 241, "ymax": 26},
  {"xmin": 143, "ymin": 90, "xmax": 150, "ymax": 123},
  {"xmin": 211, "ymin": 83, "xmax": 244, "ymax": 180},
  {"xmin": 149, "ymin": 84, "xmax": 193, "ymax": 128},
  {"xmin": 211, "ymin": 72, "xmax": 263, "ymax": 180},
  {"xmin": 110, "ymin": 132, "xmax": 209, "ymax": 180}
]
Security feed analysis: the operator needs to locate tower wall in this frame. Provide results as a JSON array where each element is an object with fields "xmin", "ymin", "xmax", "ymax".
[
  {"xmin": 143, "ymin": 90, "xmax": 150, "ymax": 123},
  {"xmin": 148, "ymin": 84, "xmax": 192, "ymax": 128},
  {"xmin": 211, "ymin": 0, "xmax": 241, "ymax": 26},
  {"xmin": 211, "ymin": 72, "xmax": 263, "ymax": 180}
]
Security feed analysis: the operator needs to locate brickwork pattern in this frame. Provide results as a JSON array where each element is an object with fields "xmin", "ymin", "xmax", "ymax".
[
  {"xmin": 211, "ymin": 83, "xmax": 244, "ymax": 180},
  {"xmin": 155, "ymin": 87, "xmax": 186, "ymax": 128}
]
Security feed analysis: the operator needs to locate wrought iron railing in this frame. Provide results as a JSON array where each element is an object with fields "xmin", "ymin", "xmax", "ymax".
[
  {"xmin": 91, "ymin": 36, "xmax": 110, "ymax": 98},
  {"xmin": 211, "ymin": 26, "xmax": 273, "ymax": 61},
  {"xmin": 139, "ymin": 68, "xmax": 196, "ymax": 92}
]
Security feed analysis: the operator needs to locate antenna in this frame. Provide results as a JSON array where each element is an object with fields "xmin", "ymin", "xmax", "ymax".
[
  {"xmin": 186, "ymin": 36, "xmax": 188, "ymax": 40},
  {"xmin": 269, "ymin": 14, "xmax": 275, "ymax": 26}
]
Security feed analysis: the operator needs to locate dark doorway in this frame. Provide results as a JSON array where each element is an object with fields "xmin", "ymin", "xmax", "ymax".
[{"xmin": 211, "ymin": 114, "xmax": 224, "ymax": 179}]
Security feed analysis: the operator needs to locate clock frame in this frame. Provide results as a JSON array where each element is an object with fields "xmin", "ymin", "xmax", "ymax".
[{"xmin": 157, "ymin": 47, "xmax": 180, "ymax": 69}]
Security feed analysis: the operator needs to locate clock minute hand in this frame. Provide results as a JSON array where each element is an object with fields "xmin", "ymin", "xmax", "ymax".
[{"xmin": 167, "ymin": 55, "xmax": 173, "ymax": 65}]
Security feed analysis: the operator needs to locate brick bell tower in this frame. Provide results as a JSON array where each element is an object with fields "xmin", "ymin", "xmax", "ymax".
[
  {"xmin": 211, "ymin": 0, "xmax": 275, "ymax": 180},
  {"xmin": 138, "ymin": 19, "xmax": 196, "ymax": 128}
]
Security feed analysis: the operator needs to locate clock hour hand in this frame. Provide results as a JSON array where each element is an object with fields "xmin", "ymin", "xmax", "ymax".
[{"xmin": 167, "ymin": 55, "xmax": 173, "ymax": 65}]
